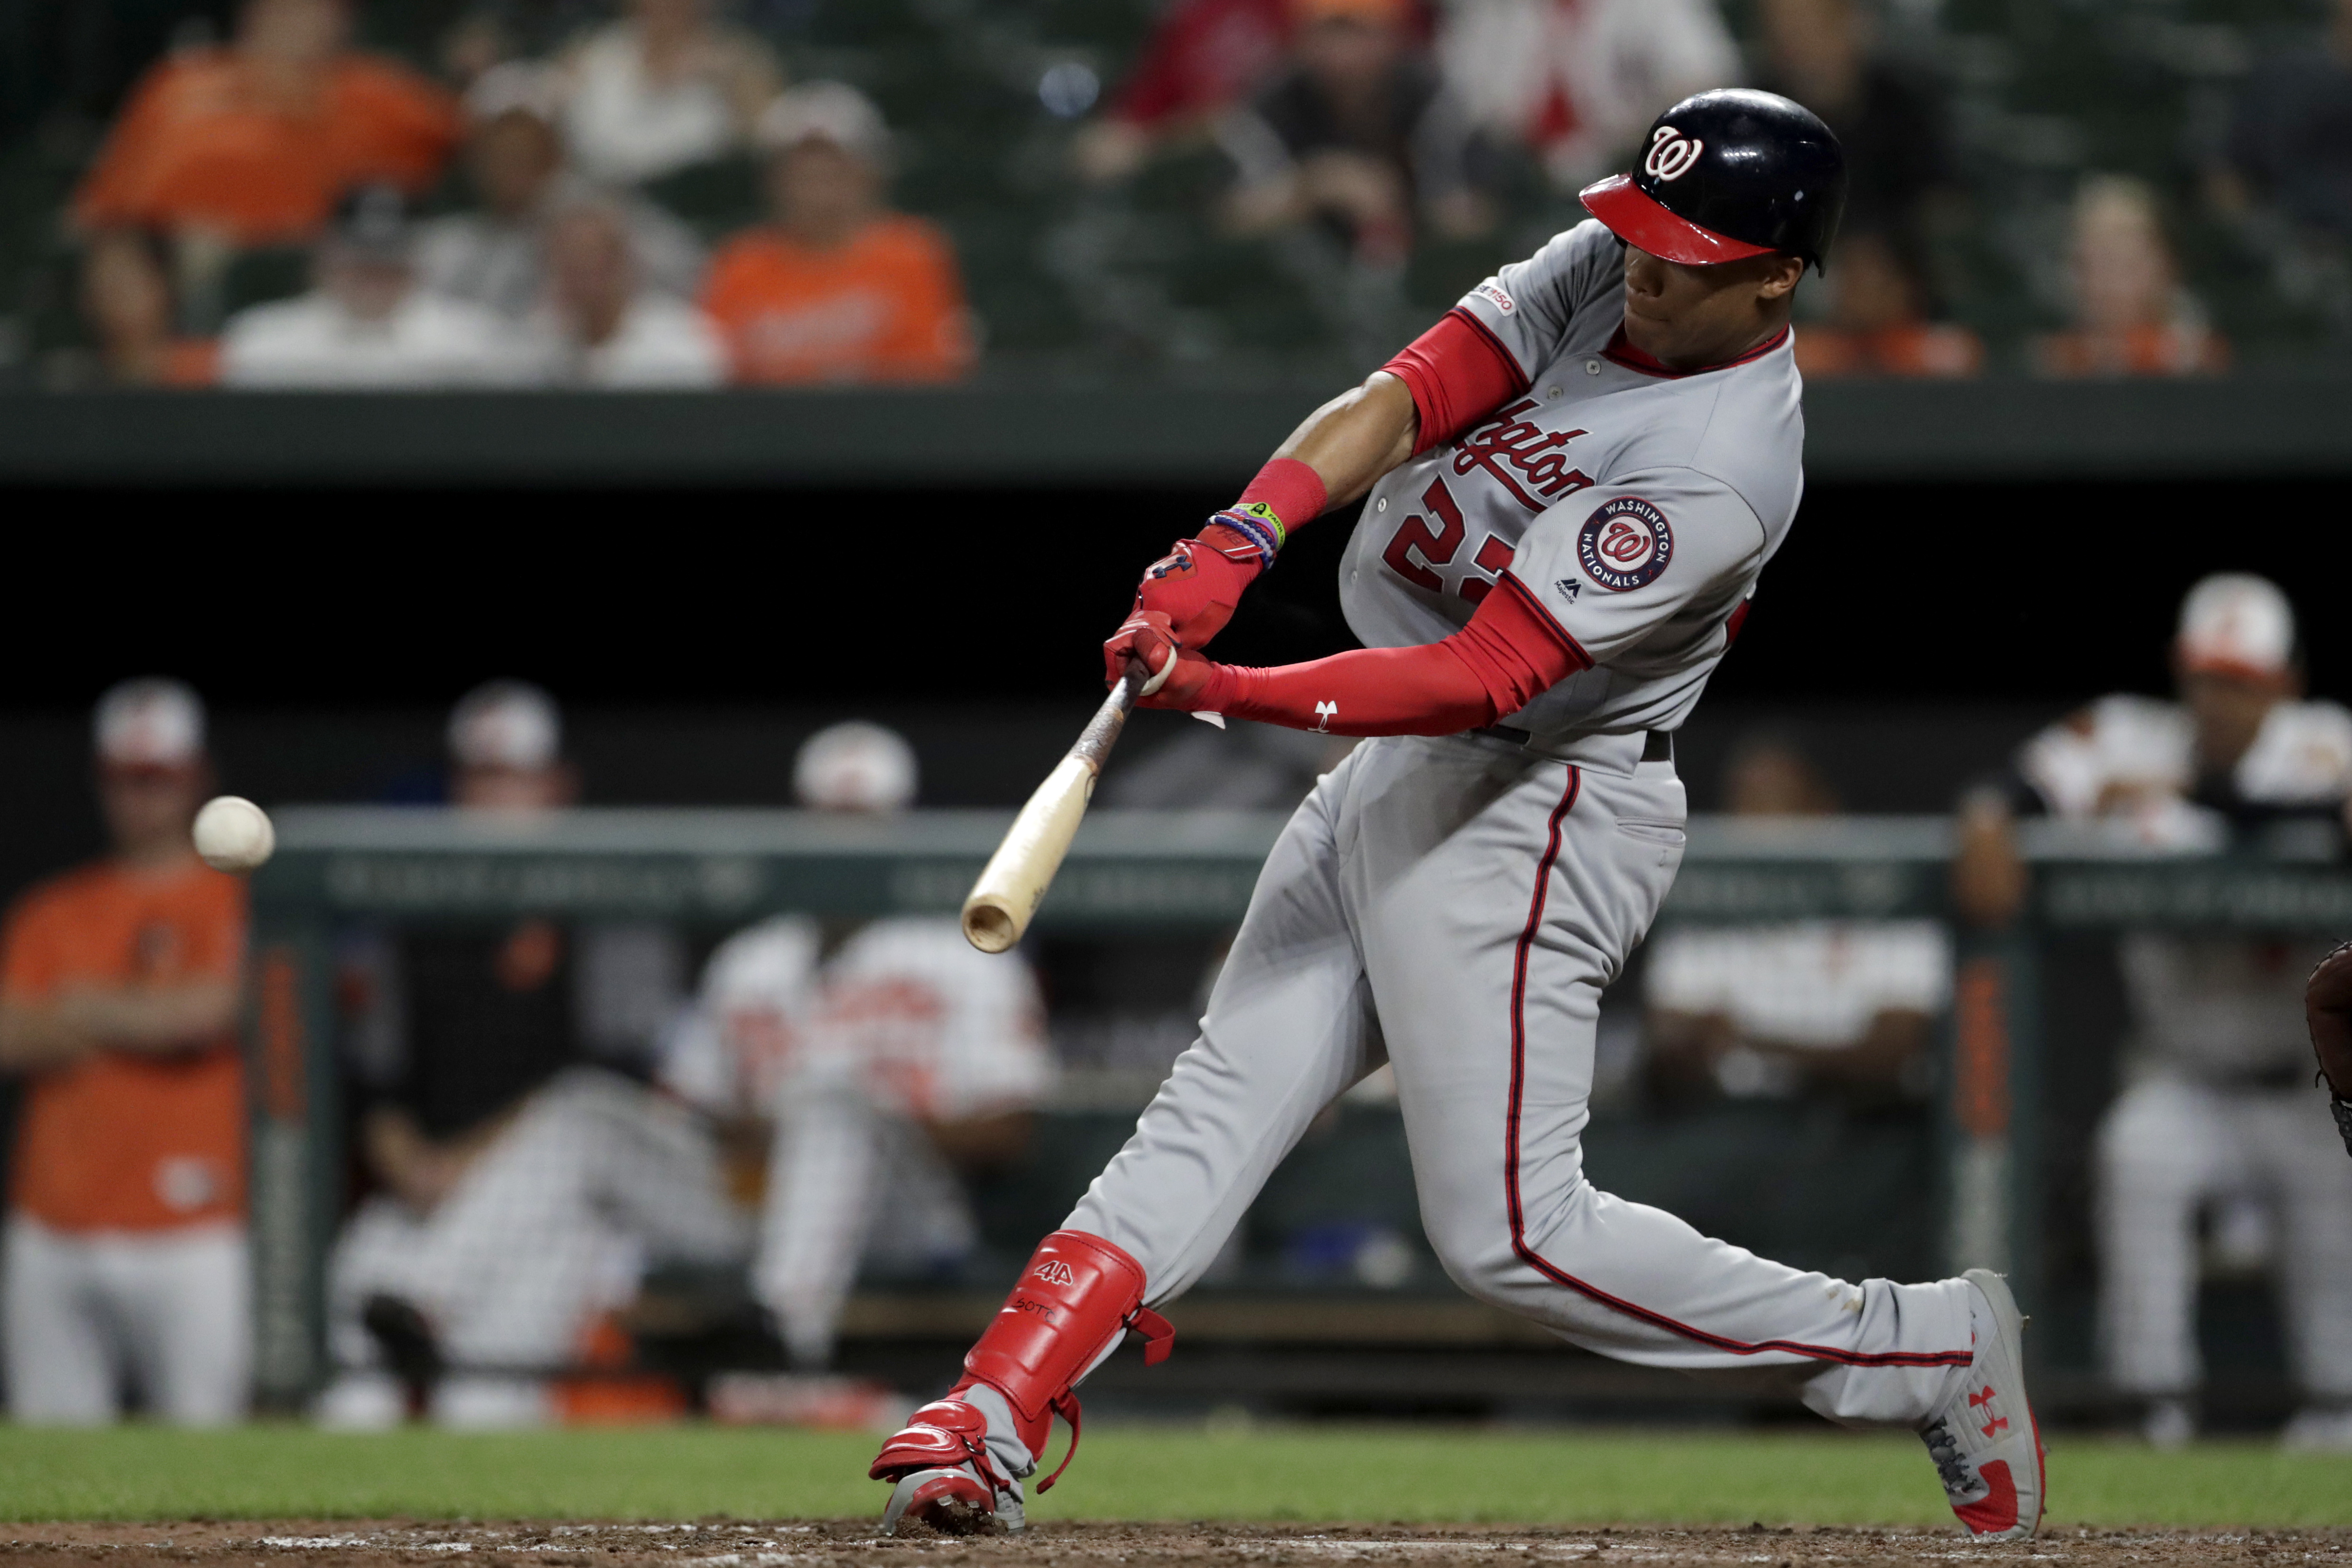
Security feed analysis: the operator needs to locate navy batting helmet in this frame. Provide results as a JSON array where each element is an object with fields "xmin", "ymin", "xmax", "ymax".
[{"xmin": 1580, "ymin": 89, "xmax": 1846, "ymax": 273}]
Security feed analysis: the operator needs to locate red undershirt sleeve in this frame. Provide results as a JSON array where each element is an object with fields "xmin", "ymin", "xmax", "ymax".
[
  {"xmin": 1194, "ymin": 573, "xmax": 1590, "ymax": 737},
  {"xmin": 1380, "ymin": 307, "xmax": 1532, "ymax": 455}
]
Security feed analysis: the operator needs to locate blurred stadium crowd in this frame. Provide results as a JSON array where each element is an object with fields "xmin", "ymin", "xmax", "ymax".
[
  {"xmin": 3, "ymin": 0, "xmax": 2352, "ymax": 386},
  {"xmin": 2, "ymin": 572, "xmax": 2351, "ymax": 1448}
]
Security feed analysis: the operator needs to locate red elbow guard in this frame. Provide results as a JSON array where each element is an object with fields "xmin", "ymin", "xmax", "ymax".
[{"xmin": 1382, "ymin": 308, "xmax": 1530, "ymax": 453}]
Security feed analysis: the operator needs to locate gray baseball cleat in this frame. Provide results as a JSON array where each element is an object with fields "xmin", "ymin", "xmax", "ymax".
[{"xmin": 1919, "ymin": 1268, "xmax": 2045, "ymax": 1542}]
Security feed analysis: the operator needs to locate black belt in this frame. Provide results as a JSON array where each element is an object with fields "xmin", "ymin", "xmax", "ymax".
[{"xmin": 1476, "ymin": 726, "xmax": 1673, "ymax": 762}]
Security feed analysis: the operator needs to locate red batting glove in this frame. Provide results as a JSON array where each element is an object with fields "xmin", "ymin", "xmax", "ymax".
[
  {"xmin": 1103, "ymin": 610, "xmax": 1227, "ymax": 712},
  {"xmin": 1132, "ymin": 529, "xmax": 1263, "ymax": 651}
]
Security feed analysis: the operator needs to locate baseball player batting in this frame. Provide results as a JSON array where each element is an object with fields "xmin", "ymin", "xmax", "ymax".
[{"xmin": 871, "ymin": 89, "xmax": 2042, "ymax": 1542}]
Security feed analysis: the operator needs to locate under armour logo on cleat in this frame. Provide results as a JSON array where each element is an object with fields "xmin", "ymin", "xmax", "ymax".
[
  {"xmin": 1314, "ymin": 701, "xmax": 1338, "ymax": 732},
  {"xmin": 1034, "ymin": 1260, "xmax": 1076, "ymax": 1286},
  {"xmin": 1967, "ymin": 1385, "xmax": 2006, "ymax": 1436}
]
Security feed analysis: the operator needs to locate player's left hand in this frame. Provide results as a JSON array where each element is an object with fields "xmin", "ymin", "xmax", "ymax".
[
  {"xmin": 1132, "ymin": 533, "xmax": 1261, "ymax": 651},
  {"xmin": 1104, "ymin": 611, "xmax": 1221, "ymax": 711}
]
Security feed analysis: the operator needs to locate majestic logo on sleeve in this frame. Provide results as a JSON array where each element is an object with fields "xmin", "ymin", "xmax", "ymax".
[
  {"xmin": 1643, "ymin": 125, "xmax": 1704, "ymax": 182},
  {"xmin": 1576, "ymin": 497, "xmax": 1673, "ymax": 591}
]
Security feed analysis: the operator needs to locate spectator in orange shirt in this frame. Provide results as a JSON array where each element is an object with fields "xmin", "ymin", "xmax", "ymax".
[
  {"xmin": 0, "ymin": 680, "xmax": 249, "ymax": 1425},
  {"xmin": 1792, "ymin": 230, "xmax": 1982, "ymax": 380},
  {"xmin": 73, "ymin": 0, "xmax": 459, "ymax": 248},
  {"xmin": 702, "ymin": 83, "xmax": 975, "ymax": 385},
  {"xmin": 2034, "ymin": 175, "xmax": 2229, "ymax": 379}
]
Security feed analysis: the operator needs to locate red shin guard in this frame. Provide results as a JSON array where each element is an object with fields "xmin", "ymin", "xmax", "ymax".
[{"xmin": 954, "ymin": 1230, "xmax": 1173, "ymax": 1492}]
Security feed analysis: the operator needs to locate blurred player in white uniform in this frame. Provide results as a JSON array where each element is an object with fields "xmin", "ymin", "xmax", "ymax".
[
  {"xmin": 1647, "ymin": 738, "xmax": 1946, "ymax": 1105},
  {"xmin": 664, "ymin": 723, "xmax": 1056, "ymax": 1383},
  {"xmin": 1957, "ymin": 575, "xmax": 2352, "ymax": 1449},
  {"xmin": 319, "ymin": 683, "xmax": 742, "ymax": 1429}
]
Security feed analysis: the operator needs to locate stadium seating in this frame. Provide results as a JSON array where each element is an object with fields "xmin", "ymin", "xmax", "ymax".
[{"xmin": 2, "ymin": 0, "xmax": 2347, "ymax": 384}]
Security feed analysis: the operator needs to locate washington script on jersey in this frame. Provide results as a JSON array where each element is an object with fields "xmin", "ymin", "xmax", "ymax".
[{"xmin": 1450, "ymin": 399, "xmax": 1595, "ymax": 513}]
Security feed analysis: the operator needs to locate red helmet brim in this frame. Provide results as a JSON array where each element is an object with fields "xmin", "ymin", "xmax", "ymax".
[{"xmin": 1578, "ymin": 174, "xmax": 1775, "ymax": 266}]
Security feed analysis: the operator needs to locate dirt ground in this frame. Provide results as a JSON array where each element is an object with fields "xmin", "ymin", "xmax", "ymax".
[{"xmin": 0, "ymin": 1521, "xmax": 2345, "ymax": 1567}]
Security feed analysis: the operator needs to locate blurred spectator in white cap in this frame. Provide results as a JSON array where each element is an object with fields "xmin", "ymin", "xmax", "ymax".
[
  {"xmin": 1952, "ymin": 575, "xmax": 2352, "ymax": 1451},
  {"xmin": 1435, "ymin": 0, "xmax": 1737, "ymax": 194},
  {"xmin": 219, "ymin": 183, "xmax": 545, "ymax": 388},
  {"xmin": 701, "ymin": 83, "xmax": 976, "ymax": 384},
  {"xmin": 0, "ymin": 679, "xmax": 250, "ymax": 1425},
  {"xmin": 2034, "ymin": 176, "xmax": 2228, "ymax": 379},
  {"xmin": 417, "ymin": 63, "xmax": 705, "ymax": 322},
  {"xmin": 663, "ymin": 722, "xmax": 1052, "ymax": 1395},
  {"xmin": 555, "ymin": 0, "xmax": 783, "ymax": 189},
  {"xmin": 322, "ymin": 679, "xmax": 731, "ymax": 1429},
  {"xmin": 447, "ymin": 679, "xmax": 574, "ymax": 810},
  {"xmin": 527, "ymin": 198, "xmax": 726, "ymax": 388},
  {"xmin": 793, "ymin": 720, "xmax": 918, "ymax": 814}
]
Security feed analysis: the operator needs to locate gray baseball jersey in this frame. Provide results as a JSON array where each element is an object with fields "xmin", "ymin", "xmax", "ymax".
[{"xmin": 1341, "ymin": 218, "xmax": 1802, "ymax": 740}]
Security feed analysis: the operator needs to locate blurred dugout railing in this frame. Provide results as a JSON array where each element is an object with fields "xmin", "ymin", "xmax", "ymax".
[{"xmin": 243, "ymin": 807, "xmax": 2352, "ymax": 1414}]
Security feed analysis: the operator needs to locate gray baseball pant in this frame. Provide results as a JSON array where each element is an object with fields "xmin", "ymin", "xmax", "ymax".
[{"xmin": 1068, "ymin": 732, "xmax": 1974, "ymax": 1427}]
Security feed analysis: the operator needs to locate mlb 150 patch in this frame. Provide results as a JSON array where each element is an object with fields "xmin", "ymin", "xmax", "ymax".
[{"xmin": 1577, "ymin": 496, "xmax": 1673, "ymax": 591}]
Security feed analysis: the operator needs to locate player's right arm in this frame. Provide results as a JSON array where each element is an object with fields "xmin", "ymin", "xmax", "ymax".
[
  {"xmin": 1115, "ymin": 377, "xmax": 1413, "ymax": 668},
  {"xmin": 1120, "ymin": 224, "xmax": 1611, "ymax": 667}
]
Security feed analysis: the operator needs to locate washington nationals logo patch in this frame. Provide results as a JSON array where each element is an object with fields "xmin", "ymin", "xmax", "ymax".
[
  {"xmin": 1643, "ymin": 125, "xmax": 1704, "ymax": 182},
  {"xmin": 1577, "ymin": 497, "xmax": 1673, "ymax": 592}
]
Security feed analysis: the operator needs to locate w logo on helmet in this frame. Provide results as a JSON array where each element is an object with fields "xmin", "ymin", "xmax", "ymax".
[
  {"xmin": 1034, "ymin": 1260, "xmax": 1077, "ymax": 1286},
  {"xmin": 1643, "ymin": 125, "xmax": 1704, "ymax": 182}
]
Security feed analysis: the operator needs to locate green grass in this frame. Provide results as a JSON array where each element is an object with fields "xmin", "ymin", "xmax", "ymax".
[{"xmin": 0, "ymin": 1423, "xmax": 2349, "ymax": 1528}]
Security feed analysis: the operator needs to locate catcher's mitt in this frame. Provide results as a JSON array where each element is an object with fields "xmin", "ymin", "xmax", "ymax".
[{"xmin": 2307, "ymin": 939, "xmax": 2352, "ymax": 1157}]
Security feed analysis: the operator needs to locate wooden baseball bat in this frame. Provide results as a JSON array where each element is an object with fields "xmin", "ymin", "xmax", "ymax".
[{"xmin": 962, "ymin": 665, "xmax": 1148, "ymax": 953}]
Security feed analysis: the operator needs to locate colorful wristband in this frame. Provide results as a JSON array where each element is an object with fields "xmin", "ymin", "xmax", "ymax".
[{"xmin": 1210, "ymin": 505, "xmax": 1283, "ymax": 566}]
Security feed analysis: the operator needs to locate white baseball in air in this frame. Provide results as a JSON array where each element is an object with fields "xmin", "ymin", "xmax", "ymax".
[{"xmin": 193, "ymin": 795, "xmax": 275, "ymax": 872}]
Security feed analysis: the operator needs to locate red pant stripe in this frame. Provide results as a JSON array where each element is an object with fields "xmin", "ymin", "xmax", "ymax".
[{"xmin": 1501, "ymin": 767, "xmax": 1972, "ymax": 1371}]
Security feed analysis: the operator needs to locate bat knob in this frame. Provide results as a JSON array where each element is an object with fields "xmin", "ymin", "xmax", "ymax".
[{"xmin": 962, "ymin": 898, "xmax": 1020, "ymax": 954}]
